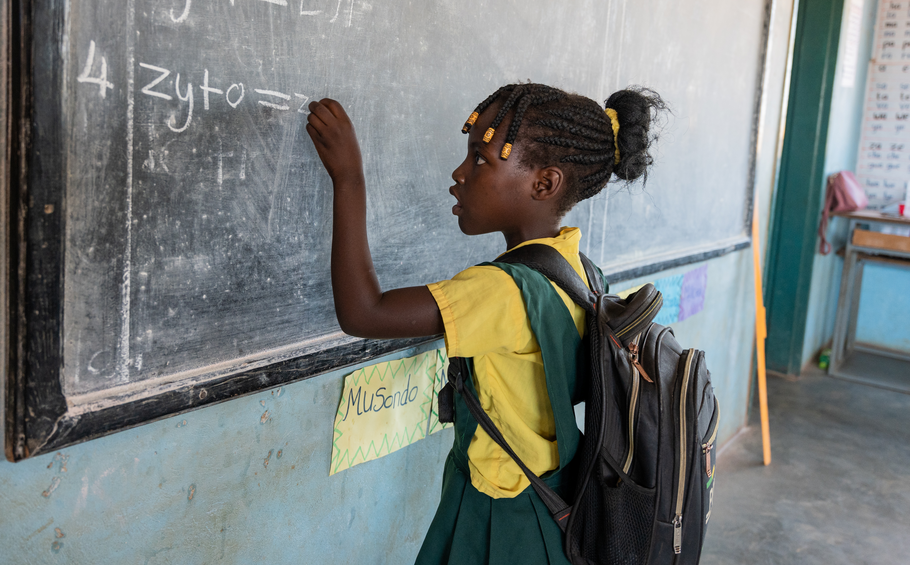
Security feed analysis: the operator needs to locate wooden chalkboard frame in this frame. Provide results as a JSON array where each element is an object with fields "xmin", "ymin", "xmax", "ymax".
[{"xmin": 5, "ymin": 0, "xmax": 769, "ymax": 462}]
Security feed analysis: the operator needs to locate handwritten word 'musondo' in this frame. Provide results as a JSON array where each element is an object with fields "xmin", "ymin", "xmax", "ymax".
[{"xmin": 341, "ymin": 374, "xmax": 420, "ymax": 422}]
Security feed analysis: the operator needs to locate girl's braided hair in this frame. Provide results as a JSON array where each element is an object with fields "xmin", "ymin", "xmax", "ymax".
[{"xmin": 463, "ymin": 83, "xmax": 667, "ymax": 213}]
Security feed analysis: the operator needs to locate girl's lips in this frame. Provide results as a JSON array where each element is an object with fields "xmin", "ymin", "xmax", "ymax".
[{"xmin": 449, "ymin": 186, "xmax": 462, "ymax": 215}]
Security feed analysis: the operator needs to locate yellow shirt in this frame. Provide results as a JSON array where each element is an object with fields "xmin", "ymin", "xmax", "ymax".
[{"xmin": 427, "ymin": 227, "xmax": 590, "ymax": 499}]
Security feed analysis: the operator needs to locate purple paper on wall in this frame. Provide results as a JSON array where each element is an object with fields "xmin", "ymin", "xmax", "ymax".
[{"xmin": 678, "ymin": 265, "xmax": 708, "ymax": 322}]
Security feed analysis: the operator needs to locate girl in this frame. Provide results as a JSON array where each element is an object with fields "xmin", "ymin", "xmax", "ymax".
[{"xmin": 305, "ymin": 83, "xmax": 664, "ymax": 565}]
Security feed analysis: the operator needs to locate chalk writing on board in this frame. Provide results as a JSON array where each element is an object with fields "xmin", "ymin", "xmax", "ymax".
[
  {"xmin": 200, "ymin": 69, "xmax": 222, "ymax": 110},
  {"xmin": 67, "ymin": 0, "xmax": 360, "ymax": 387},
  {"xmin": 226, "ymin": 83, "xmax": 245, "ymax": 108},
  {"xmin": 76, "ymin": 40, "xmax": 114, "ymax": 98},
  {"xmin": 329, "ymin": 0, "xmax": 355, "ymax": 26},
  {"xmin": 254, "ymin": 89, "xmax": 291, "ymax": 110},
  {"xmin": 168, "ymin": 73, "xmax": 193, "ymax": 133},
  {"xmin": 167, "ymin": 0, "xmax": 355, "ymax": 26},
  {"xmin": 139, "ymin": 63, "xmax": 172, "ymax": 100},
  {"xmin": 80, "ymin": 46, "xmax": 314, "ymax": 131},
  {"xmin": 295, "ymin": 93, "xmax": 310, "ymax": 113},
  {"xmin": 140, "ymin": 135, "xmax": 265, "ymax": 186},
  {"xmin": 300, "ymin": 1, "xmax": 323, "ymax": 16},
  {"xmin": 170, "ymin": 0, "xmax": 191, "ymax": 23}
]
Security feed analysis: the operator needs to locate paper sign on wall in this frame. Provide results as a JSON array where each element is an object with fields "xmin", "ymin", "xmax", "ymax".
[
  {"xmin": 855, "ymin": 0, "xmax": 910, "ymax": 209},
  {"xmin": 331, "ymin": 349, "xmax": 451, "ymax": 475},
  {"xmin": 426, "ymin": 349, "xmax": 452, "ymax": 436},
  {"xmin": 653, "ymin": 274, "xmax": 684, "ymax": 326},
  {"xmin": 679, "ymin": 265, "xmax": 708, "ymax": 322},
  {"xmin": 617, "ymin": 265, "xmax": 709, "ymax": 326}
]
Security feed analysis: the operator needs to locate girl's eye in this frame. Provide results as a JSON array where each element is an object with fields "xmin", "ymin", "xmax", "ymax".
[{"xmin": 474, "ymin": 152, "xmax": 487, "ymax": 165}]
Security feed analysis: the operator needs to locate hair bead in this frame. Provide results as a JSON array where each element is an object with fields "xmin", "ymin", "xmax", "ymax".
[
  {"xmin": 462, "ymin": 112, "xmax": 479, "ymax": 134},
  {"xmin": 500, "ymin": 143, "xmax": 512, "ymax": 160},
  {"xmin": 483, "ymin": 128, "xmax": 495, "ymax": 143},
  {"xmin": 604, "ymin": 108, "xmax": 621, "ymax": 164}
]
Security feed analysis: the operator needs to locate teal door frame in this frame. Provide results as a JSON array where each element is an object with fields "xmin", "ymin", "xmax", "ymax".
[{"xmin": 765, "ymin": 0, "xmax": 845, "ymax": 375}]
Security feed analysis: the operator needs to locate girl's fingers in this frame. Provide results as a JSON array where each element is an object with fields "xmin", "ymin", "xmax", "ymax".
[
  {"xmin": 309, "ymin": 100, "xmax": 337, "ymax": 127},
  {"xmin": 304, "ymin": 122, "xmax": 322, "ymax": 143},
  {"xmin": 320, "ymin": 98, "xmax": 348, "ymax": 121},
  {"xmin": 305, "ymin": 124, "xmax": 330, "ymax": 153},
  {"xmin": 306, "ymin": 106, "xmax": 329, "ymax": 132}
]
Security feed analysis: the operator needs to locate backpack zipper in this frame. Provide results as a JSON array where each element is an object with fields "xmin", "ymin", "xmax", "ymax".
[
  {"xmin": 702, "ymin": 404, "xmax": 720, "ymax": 481},
  {"xmin": 615, "ymin": 294, "xmax": 663, "ymax": 339},
  {"xmin": 622, "ymin": 334, "xmax": 643, "ymax": 474},
  {"xmin": 674, "ymin": 350, "xmax": 696, "ymax": 554},
  {"xmin": 628, "ymin": 340, "xmax": 653, "ymax": 383}
]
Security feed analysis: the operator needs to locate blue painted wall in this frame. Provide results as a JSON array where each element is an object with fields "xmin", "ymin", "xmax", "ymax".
[
  {"xmin": 1, "ymin": 342, "xmax": 453, "ymax": 564},
  {"xmin": 855, "ymin": 262, "xmax": 910, "ymax": 353},
  {"xmin": 802, "ymin": 0, "xmax": 910, "ymax": 365},
  {"xmin": 0, "ymin": 247, "xmax": 763, "ymax": 565},
  {"xmin": 802, "ymin": 0, "xmax": 879, "ymax": 367}
]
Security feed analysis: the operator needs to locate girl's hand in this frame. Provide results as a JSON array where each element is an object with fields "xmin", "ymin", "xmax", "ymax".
[{"xmin": 305, "ymin": 98, "xmax": 364, "ymax": 187}]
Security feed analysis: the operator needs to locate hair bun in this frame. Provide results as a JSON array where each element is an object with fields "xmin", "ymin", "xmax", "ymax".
[{"xmin": 604, "ymin": 86, "xmax": 668, "ymax": 183}]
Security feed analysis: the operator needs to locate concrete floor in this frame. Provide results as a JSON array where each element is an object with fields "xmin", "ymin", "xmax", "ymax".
[{"xmin": 700, "ymin": 369, "xmax": 910, "ymax": 565}]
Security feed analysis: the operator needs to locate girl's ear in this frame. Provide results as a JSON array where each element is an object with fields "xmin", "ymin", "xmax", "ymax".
[{"xmin": 531, "ymin": 166, "xmax": 565, "ymax": 201}]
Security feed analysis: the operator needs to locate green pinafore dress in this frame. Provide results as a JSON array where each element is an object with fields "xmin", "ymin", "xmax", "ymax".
[{"xmin": 416, "ymin": 261, "xmax": 599, "ymax": 565}]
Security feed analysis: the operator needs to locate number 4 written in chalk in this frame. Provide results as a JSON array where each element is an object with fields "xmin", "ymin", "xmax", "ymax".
[{"xmin": 77, "ymin": 40, "xmax": 114, "ymax": 98}]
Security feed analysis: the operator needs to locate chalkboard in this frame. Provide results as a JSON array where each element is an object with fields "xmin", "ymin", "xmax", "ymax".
[{"xmin": 6, "ymin": 0, "xmax": 767, "ymax": 460}]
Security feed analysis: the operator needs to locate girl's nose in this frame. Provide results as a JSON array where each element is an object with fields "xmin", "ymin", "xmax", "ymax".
[{"xmin": 451, "ymin": 162, "xmax": 466, "ymax": 184}]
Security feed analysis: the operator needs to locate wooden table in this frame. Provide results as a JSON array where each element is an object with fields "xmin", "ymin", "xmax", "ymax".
[{"xmin": 830, "ymin": 211, "xmax": 910, "ymax": 392}]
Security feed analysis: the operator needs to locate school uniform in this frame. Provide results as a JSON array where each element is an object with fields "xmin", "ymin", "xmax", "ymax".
[{"xmin": 416, "ymin": 227, "xmax": 600, "ymax": 565}]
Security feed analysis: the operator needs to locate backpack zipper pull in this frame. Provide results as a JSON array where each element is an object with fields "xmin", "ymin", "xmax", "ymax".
[
  {"xmin": 628, "ymin": 342, "xmax": 653, "ymax": 383},
  {"xmin": 703, "ymin": 441, "xmax": 714, "ymax": 476},
  {"xmin": 673, "ymin": 514, "xmax": 683, "ymax": 554}
]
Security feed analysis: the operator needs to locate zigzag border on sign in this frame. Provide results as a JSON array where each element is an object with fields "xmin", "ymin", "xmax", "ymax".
[
  {"xmin": 331, "ymin": 421, "xmax": 426, "ymax": 474},
  {"xmin": 330, "ymin": 350, "xmax": 453, "ymax": 475},
  {"xmin": 427, "ymin": 349, "xmax": 452, "ymax": 434}
]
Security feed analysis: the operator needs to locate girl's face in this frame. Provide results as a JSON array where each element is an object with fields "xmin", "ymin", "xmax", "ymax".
[{"xmin": 449, "ymin": 108, "xmax": 540, "ymax": 239}]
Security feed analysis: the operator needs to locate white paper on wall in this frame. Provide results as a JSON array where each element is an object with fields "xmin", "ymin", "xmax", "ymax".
[{"xmin": 855, "ymin": 0, "xmax": 910, "ymax": 209}]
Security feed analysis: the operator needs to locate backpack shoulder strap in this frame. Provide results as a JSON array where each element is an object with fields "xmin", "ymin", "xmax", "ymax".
[
  {"xmin": 498, "ymin": 244, "xmax": 663, "ymax": 348},
  {"xmin": 447, "ymin": 359, "xmax": 573, "ymax": 531},
  {"xmin": 579, "ymin": 252, "xmax": 608, "ymax": 294},
  {"xmin": 496, "ymin": 244, "xmax": 598, "ymax": 314}
]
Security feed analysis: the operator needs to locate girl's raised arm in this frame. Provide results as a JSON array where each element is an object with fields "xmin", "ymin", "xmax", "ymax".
[{"xmin": 305, "ymin": 99, "xmax": 444, "ymax": 339}]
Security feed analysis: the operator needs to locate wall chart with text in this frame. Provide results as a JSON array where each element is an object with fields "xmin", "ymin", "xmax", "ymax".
[{"xmin": 856, "ymin": 0, "xmax": 910, "ymax": 208}]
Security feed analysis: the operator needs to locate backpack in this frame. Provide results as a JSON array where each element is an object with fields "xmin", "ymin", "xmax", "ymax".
[
  {"xmin": 439, "ymin": 244, "xmax": 719, "ymax": 565},
  {"xmin": 818, "ymin": 170, "xmax": 868, "ymax": 255}
]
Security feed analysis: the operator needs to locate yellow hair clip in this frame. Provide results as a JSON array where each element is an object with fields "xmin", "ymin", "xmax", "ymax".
[
  {"xmin": 462, "ymin": 112, "xmax": 479, "ymax": 133},
  {"xmin": 500, "ymin": 143, "xmax": 513, "ymax": 160},
  {"xmin": 483, "ymin": 127, "xmax": 495, "ymax": 143},
  {"xmin": 604, "ymin": 108, "xmax": 621, "ymax": 165}
]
